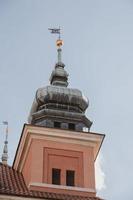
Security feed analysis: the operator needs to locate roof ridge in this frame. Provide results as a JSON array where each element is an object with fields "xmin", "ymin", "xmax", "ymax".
[{"xmin": 0, "ymin": 162, "xmax": 11, "ymax": 168}]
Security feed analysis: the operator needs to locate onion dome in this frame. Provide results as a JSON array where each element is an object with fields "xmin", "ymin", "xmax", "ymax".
[
  {"xmin": 34, "ymin": 86, "xmax": 88, "ymax": 113},
  {"xmin": 28, "ymin": 38, "xmax": 92, "ymax": 131}
]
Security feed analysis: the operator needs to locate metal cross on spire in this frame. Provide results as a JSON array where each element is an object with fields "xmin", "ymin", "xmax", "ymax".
[{"xmin": 1, "ymin": 121, "xmax": 8, "ymax": 165}]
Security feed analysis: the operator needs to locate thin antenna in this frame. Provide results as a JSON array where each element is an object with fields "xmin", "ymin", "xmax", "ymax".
[
  {"xmin": 58, "ymin": 26, "xmax": 61, "ymax": 40},
  {"xmin": 1, "ymin": 121, "xmax": 8, "ymax": 165}
]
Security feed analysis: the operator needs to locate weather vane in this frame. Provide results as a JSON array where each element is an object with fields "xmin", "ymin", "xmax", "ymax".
[{"xmin": 48, "ymin": 27, "xmax": 63, "ymax": 48}]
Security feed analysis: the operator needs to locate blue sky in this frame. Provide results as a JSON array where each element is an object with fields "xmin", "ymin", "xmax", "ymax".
[{"xmin": 0, "ymin": 1, "xmax": 133, "ymax": 199}]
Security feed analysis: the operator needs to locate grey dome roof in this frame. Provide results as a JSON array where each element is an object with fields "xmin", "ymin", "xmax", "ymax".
[
  {"xmin": 36, "ymin": 85, "xmax": 89, "ymax": 112},
  {"xmin": 28, "ymin": 45, "xmax": 92, "ymax": 130}
]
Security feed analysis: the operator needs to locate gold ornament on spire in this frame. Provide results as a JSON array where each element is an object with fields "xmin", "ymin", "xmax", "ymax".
[
  {"xmin": 56, "ymin": 39, "xmax": 63, "ymax": 47},
  {"xmin": 48, "ymin": 27, "xmax": 63, "ymax": 48}
]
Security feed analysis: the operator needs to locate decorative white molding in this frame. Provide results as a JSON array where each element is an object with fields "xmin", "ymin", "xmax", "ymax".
[
  {"xmin": 13, "ymin": 124, "xmax": 104, "ymax": 172},
  {"xmin": 29, "ymin": 182, "xmax": 96, "ymax": 193}
]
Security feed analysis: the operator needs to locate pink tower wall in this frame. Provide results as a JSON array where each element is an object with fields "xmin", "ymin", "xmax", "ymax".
[{"xmin": 22, "ymin": 138, "xmax": 95, "ymax": 190}]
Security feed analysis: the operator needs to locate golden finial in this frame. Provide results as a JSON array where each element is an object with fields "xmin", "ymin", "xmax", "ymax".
[
  {"xmin": 48, "ymin": 27, "xmax": 63, "ymax": 48},
  {"xmin": 56, "ymin": 39, "xmax": 63, "ymax": 47}
]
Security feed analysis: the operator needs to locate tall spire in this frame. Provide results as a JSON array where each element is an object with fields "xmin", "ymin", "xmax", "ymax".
[
  {"xmin": 49, "ymin": 27, "xmax": 69, "ymax": 87},
  {"xmin": 57, "ymin": 48, "xmax": 62, "ymax": 63},
  {"xmin": 28, "ymin": 30, "xmax": 92, "ymax": 130},
  {"xmin": 1, "ymin": 121, "xmax": 8, "ymax": 165}
]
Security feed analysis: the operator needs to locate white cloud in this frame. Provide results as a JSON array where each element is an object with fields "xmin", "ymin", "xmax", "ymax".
[{"xmin": 95, "ymin": 153, "xmax": 106, "ymax": 191}]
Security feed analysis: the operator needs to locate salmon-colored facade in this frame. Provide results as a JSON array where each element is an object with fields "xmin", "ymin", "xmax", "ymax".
[
  {"xmin": 23, "ymin": 139, "xmax": 94, "ymax": 188},
  {"xmin": 13, "ymin": 124, "xmax": 104, "ymax": 197}
]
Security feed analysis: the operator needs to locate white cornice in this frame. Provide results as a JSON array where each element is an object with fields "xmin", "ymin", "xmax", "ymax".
[
  {"xmin": 29, "ymin": 182, "xmax": 96, "ymax": 193},
  {"xmin": 13, "ymin": 124, "xmax": 104, "ymax": 171}
]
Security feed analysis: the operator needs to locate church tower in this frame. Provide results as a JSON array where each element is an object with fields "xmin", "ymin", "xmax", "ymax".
[{"xmin": 13, "ymin": 31, "xmax": 104, "ymax": 198}]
